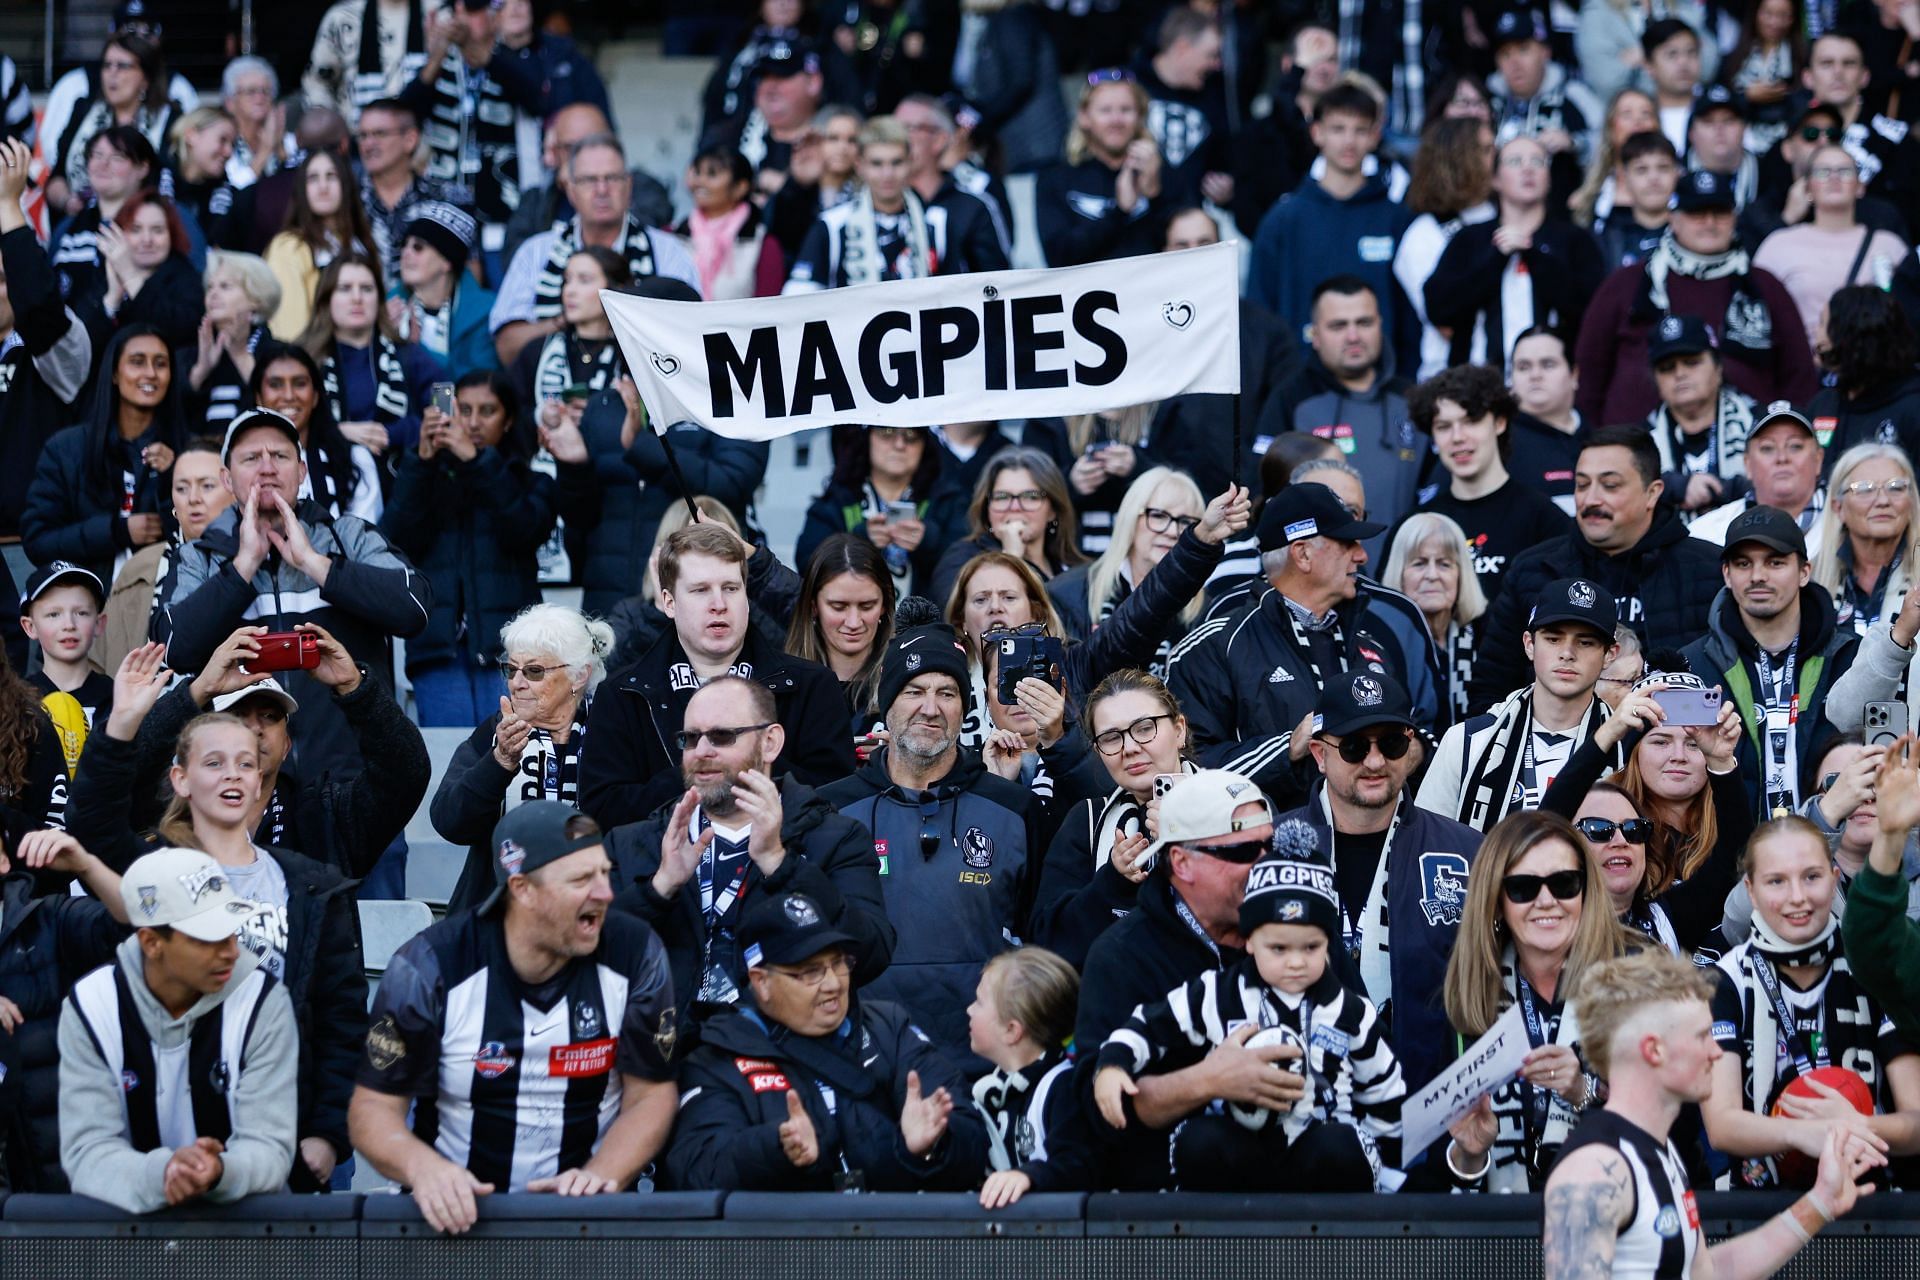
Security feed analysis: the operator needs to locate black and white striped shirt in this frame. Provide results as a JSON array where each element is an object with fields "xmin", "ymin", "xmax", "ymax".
[{"xmin": 358, "ymin": 909, "xmax": 678, "ymax": 1190}]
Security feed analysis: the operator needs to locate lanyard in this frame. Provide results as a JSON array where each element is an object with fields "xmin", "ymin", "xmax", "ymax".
[
  {"xmin": 1328, "ymin": 799, "xmax": 1402, "ymax": 965},
  {"xmin": 1750, "ymin": 954, "xmax": 1824, "ymax": 1081},
  {"xmin": 1753, "ymin": 640, "xmax": 1797, "ymax": 716},
  {"xmin": 1513, "ymin": 975, "xmax": 1556, "ymax": 1158},
  {"xmin": 1172, "ymin": 896, "xmax": 1223, "ymax": 964}
]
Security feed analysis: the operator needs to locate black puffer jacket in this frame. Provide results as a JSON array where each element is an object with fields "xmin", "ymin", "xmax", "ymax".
[
  {"xmin": 1466, "ymin": 507, "xmax": 1724, "ymax": 712},
  {"xmin": 556, "ymin": 390, "xmax": 769, "ymax": 617},
  {"xmin": 606, "ymin": 776, "xmax": 895, "ymax": 1013},
  {"xmin": 381, "ymin": 445, "xmax": 557, "ymax": 670},
  {"xmin": 63, "ymin": 731, "xmax": 367, "ymax": 1171},
  {"xmin": 0, "ymin": 874, "xmax": 125, "ymax": 1192},
  {"xmin": 579, "ymin": 626, "xmax": 856, "ymax": 829}
]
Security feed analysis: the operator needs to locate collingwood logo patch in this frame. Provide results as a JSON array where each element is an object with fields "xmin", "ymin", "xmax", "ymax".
[
  {"xmin": 1352, "ymin": 676, "xmax": 1384, "ymax": 707},
  {"xmin": 962, "ymin": 827, "xmax": 994, "ymax": 868},
  {"xmin": 783, "ymin": 895, "xmax": 822, "ymax": 926},
  {"xmin": 1568, "ymin": 580, "xmax": 1597, "ymax": 608}
]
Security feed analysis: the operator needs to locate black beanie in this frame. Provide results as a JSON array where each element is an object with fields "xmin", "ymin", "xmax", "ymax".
[
  {"xmin": 1238, "ymin": 818, "xmax": 1342, "ymax": 940},
  {"xmin": 402, "ymin": 201, "xmax": 475, "ymax": 278},
  {"xmin": 877, "ymin": 623, "xmax": 971, "ymax": 715}
]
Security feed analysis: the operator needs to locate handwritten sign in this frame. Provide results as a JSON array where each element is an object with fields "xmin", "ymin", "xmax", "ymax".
[{"xmin": 1401, "ymin": 1003, "xmax": 1530, "ymax": 1163}]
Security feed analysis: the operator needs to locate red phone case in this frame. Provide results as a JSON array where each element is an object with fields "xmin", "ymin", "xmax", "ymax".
[{"xmin": 249, "ymin": 631, "xmax": 320, "ymax": 673}]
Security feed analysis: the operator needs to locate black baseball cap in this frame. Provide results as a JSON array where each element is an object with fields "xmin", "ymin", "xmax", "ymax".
[
  {"xmin": 1689, "ymin": 84, "xmax": 1746, "ymax": 129},
  {"xmin": 1491, "ymin": 8, "xmax": 1549, "ymax": 48},
  {"xmin": 1672, "ymin": 167, "xmax": 1737, "ymax": 212},
  {"xmin": 1315, "ymin": 669, "xmax": 1417, "ymax": 737},
  {"xmin": 1648, "ymin": 313, "xmax": 1718, "ymax": 364},
  {"xmin": 1527, "ymin": 577, "xmax": 1618, "ymax": 638},
  {"xmin": 222, "ymin": 408, "xmax": 303, "ymax": 462},
  {"xmin": 739, "ymin": 892, "xmax": 855, "ymax": 968},
  {"xmin": 1256, "ymin": 482, "xmax": 1386, "ymax": 552},
  {"xmin": 1722, "ymin": 504, "xmax": 1808, "ymax": 560},
  {"xmin": 1751, "ymin": 400, "xmax": 1818, "ymax": 441},
  {"xmin": 480, "ymin": 801, "xmax": 605, "ymax": 915},
  {"xmin": 24, "ymin": 561, "xmax": 105, "ymax": 608},
  {"xmin": 756, "ymin": 39, "xmax": 821, "ymax": 77}
]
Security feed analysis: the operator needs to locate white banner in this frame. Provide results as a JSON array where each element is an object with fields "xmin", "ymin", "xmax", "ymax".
[{"xmin": 601, "ymin": 242, "xmax": 1243, "ymax": 441}]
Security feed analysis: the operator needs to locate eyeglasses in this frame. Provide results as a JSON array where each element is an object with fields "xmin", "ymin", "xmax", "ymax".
[
  {"xmin": 870, "ymin": 426, "xmax": 921, "ymax": 443},
  {"xmin": 1800, "ymin": 125, "xmax": 1843, "ymax": 142},
  {"xmin": 1501, "ymin": 868, "xmax": 1585, "ymax": 904},
  {"xmin": 1092, "ymin": 713, "xmax": 1173, "ymax": 756},
  {"xmin": 1087, "ymin": 67, "xmax": 1136, "ymax": 86},
  {"xmin": 1574, "ymin": 817, "xmax": 1654, "ymax": 845},
  {"xmin": 769, "ymin": 953, "xmax": 850, "ymax": 987},
  {"xmin": 1499, "ymin": 153, "xmax": 1551, "ymax": 170},
  {"xmin": 1842, "ymin": 478, "xmax": 1912, "ymax": 500},
  {"xmin": 571, "ymin": 172, "xmax": 630, "ymax": 189},
  {"xmin": 1321, "ymin": 729, "xmax": 1413, "ymax": 764},
  {"xmin": 674, "ymin": 722, "xmax": 773, "ymax": 751},
  {"xmin": 499, "ymin": 661, "xmax": 563, "ymax": 682},
  {"xmin": 1142, "ymin": 507, "xmax": 1201, "ymax": 535},
  {"xmin": 1809, "ymin": 164, "xmax": 1857, "ymax": 182},
  {"xmin": 989, "ymin": 488, "xmax": 1047, "ymax": 510}
]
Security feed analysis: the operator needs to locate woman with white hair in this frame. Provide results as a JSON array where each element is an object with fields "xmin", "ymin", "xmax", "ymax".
[
  {"xmin": 220, "ymin": 56, "xmax": 288, "ymax": 186},
  {"xmin": 1046, "ymin": 466, "xmax": 1207, "ymax": 678},
  {"xmin": 429, "ymin": 602, "xmax": 615, "ymax": 912},
  {"xmin": 182, "ymin": 249, "xmax": 281, "ymax": 432},
  {"xmin": 1811, "ymin": 442, "xmax": 1920, "ymax": 639},
  {"xmin": 1384, "ymin": 511, "xmax": 1487, "ymax": 730}
]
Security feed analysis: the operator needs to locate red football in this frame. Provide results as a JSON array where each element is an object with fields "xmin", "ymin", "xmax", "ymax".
[{"xmin": 1770, "ymin": 1066, "xmax": 1874, "ymax": 1186}]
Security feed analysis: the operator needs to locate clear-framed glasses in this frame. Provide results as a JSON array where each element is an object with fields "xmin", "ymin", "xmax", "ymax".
[{"xmin": 1842, "ymin": 478, "xmax": 1912, "ymax": 501}]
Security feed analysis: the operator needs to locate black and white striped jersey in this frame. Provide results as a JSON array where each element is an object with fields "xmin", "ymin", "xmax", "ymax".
[
  {"xmin": 358, "ymin": 909, "xmax": 678, "ymax": 1190},
  {"xmin": 1554, "ymin": 1109, "xmax": 1701, "ymax": 1280}
]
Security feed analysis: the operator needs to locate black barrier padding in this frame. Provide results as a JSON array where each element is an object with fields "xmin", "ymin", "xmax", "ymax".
[
  {"xmin": 359, "ymin": 1191, "xmax": 725, "ymax": 1223},
  {"xmin": 3, "ymin": 1191, "xmax": 360, "ymax": 1223},
  {"xmin": 724, "ymin": 1191, "xmax": 1087, "ymax": 1225},
  {"xmin": 1085, "ymin": 1191, "xmax": 1541, "ymax": 1228},
  {"xmin": 358, "ymin": 1234, "xmax": 1091, "ymax": 1280}
]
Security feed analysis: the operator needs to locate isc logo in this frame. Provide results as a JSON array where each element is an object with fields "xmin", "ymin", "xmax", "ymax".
[{"xmin": 957, "ymin": 871, "xmax": 993, "ymax": 886}]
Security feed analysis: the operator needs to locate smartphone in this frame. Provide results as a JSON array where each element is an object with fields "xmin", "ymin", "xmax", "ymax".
[
  {"xmin": 430, "ymin": 381, "xmax": 456, "ymax": 418},
  {"xmin": 246, "ymin": 631, "xmax": 320, "ymax": 674},
  {"xmin": 885, "ymin": 500, "xmax": 918, "ymax": 522},
  {"xmin": 1152, "ymin": 773, "xmax": 1180, "ymax": 799},
  {"xmin": 995, "ymin": 633, "xmax": 1066, "ymax": 705},
  {"xmin": 1867, "ymin": 701, "xmax": 1909, "ymax": 749},
  {"xmin": 1653, "ymin": 686, "xmax": 1723, "ymax": 727},
  {"xmin": 560, "ymin": 382, "xmax": 594, "ymax": 403}
]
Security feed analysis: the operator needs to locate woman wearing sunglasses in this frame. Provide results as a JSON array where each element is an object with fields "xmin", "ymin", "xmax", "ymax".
[
  {"xmin": 1030, "ymin": 670, "xmax": 1196, "ymax": 967},
  {"xmin": 1436, "ymin": 810, "xmax": 1629, "ymax": 1192},
  {"xmin": 1702, "ymin": 815, "xmax": 1920, "ymax": 1188},
  {"xmin": 430, "ymin": 602, "xmax": 617, "ymax": 912}
]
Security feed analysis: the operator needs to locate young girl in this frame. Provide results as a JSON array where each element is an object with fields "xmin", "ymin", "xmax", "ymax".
[
  {"xmin": 1093, "ymin": 823, "xmax": 1406, "ymax": 1192},
  {"xmin": 968, "ymin": 947, "xmax": 1087, "ymax": 1208}
]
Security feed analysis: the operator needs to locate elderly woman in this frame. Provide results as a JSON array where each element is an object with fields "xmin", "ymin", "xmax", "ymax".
[
  {"xmin": 1047, "ymin": 467, "xmax": 1209, "ymax": 679},
  {"xmin": 182, "ymin": 249, "xmax": 280, "ymax": 432},
  {"xmin": 1812, "ymin": 442, "xmax": 1920, "ymax": 638},
  {"xmin": 1384, "ymin": 511, "xmax": 1487, "ymax": 731},
  {"xmin": 430, "ymin": 602, "xmax": 616, "ymax": 912},
  {"xmin": 1438, "ymin": 811, "xmax": 1630, "ymax": 1192},
  {"xmin": 1702, "ymin": 816, "xmax": 1920, "ymax": 1187},
  {"xmin": 220, "ymin": 56, "xmax": 288, "ymax": 186}
]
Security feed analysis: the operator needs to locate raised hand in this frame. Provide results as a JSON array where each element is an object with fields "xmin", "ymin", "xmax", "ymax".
[
  {"xmin": 900, "ymin": 1070, "xmax": 953, "ymax": 1157},
  {"xmin": 188, "ymin": 626, "xmax": 271, "ymax": 706},
  {"xmin": 1877, "ymin": 735, "xmax": 1920, "ymax": 836},
  {"xmin": 1110, "ymin": 831, "xmax": 1152, "ymax": 883},
  {"xmin": 731, "ymin": 769, "xmax": 789, "ymax": 875},
  {"xmin": 266, "ymin": 493, "xmax": 330, "ymax": 583},
  {"xmin": 1197, "ymin": 484, "xmax": 1252, "ymax": 545},
  {"xmin": 296, "ymin": 621, "xmax": 362, "ymax": 693},
  {"xmin": 106, "ymin": 642, "xmax": 174, "ymax": 740},
  {"xmin": 652, "ymin": 787, "xmax": 713, "ymax": 897},
  {"xmin": 233, "ymin": 488, "xmax": 269, "ymax": 580},
  {"xmin": 779, "ymin": 1089, "xmax": 820, "ymax": 1167},
  {"xmin": 1012, "ymin": 676, "xmax": 1067, "ymax": 748}
]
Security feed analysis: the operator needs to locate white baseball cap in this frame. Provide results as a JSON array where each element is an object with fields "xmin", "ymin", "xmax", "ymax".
[
  {"xmin": 121, "ymin": 848, "xmax": 254, "ymax": 941},
  {"xmin": 1142, "ymin": 769, "xmax": 1275, "ymax": 866},
  {"xmin": 211, "ymin": 676, "xmax": 300, "ymax": 716}
]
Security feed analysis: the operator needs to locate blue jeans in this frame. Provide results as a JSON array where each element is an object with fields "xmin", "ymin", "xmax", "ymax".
[{"xmin": 410, "ymin": 655, "xmax": 505, "ymax": 728}]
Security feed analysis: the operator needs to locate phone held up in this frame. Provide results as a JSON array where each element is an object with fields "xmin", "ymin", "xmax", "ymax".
[{"xmin": 245, "ymin": 631, "xmax": 320, "ymax": 673}]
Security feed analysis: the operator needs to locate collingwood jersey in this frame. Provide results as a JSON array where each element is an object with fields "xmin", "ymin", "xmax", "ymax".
[
  {"xmin": 1553, "ymin": 1110, "xmax": 1701, "ymax": 1279},
  {"xmin": 358, "ymin": 908, "xmax": 678, "ymax": 1190}
]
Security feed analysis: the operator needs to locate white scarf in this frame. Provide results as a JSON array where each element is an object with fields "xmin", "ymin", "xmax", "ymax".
[{"xmin": 1485, "ymin": 947, "xmax": 1582, "ymax": 1193}]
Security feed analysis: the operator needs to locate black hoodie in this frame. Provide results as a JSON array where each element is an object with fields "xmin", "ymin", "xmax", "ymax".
[{"xmin": 1806, "ymin": 372, "xmax": 1920, "ymax": 480}]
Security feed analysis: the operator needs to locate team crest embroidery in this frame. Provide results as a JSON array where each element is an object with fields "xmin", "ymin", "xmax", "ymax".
[
  {"xmin": 208, "ymin": 1060, "xmax": 231, "ymax": 1094},
  {"xmin": 1418, "ymin": 852, "xmax": 1471, "ymax": 926},
  {"xmin": 137, "ymin": 886, "xmax": 158, "ymax": 918},
  {"xmin": 120, "ymin": 1070, "xmax": 139, "ymax": 1093},
  {"xmin": 784, "ymin": 895, "xmax": 822, "ymax": 926},
  {"xmin": 1278, "ymin": 900, "xmax": 1305, "ymax": 922},
  {"xmin": 1654, "ymin": 1205, "xmax": 1681, "ymax": 1238},
  {"xmin": 1659, "ymin": 316, "xmax": 1682, "ymax": 341},
  {"xmin": 497, "ymin": 838, "xmax": 526, "ymax": 877},
  {"xmin": 574, "ymin": 1002, "xmax": 603, "ymax": 1040},
  {"xmin": 1568, "ymin": 581, "xmax": 1597, "ymax": 608},
  {"xmin": 655, "ymin": 1008, "xmax": 678, "ymax": 1059},
  {"xmin": 962, "ymin": 827, "xmax": 994, "ymax": 868},
  {"xmin": 905, "ymin": 653, "xmax": 922, "ymax": 671},
  {"xmin": 1352, "ymin": 677, "xmax": 1383, "ymax": 707}
]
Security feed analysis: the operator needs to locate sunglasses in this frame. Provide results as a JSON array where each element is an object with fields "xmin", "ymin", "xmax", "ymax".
[
  {"xmin": 499, "ymin": 662, "xmax": 561, "ymax": 682},
  {"xmin": 919, "ymin": 796, "xmax": 942, "ymax": 858},
  {"xmin": 1182, "ymin": 839, "xmax": 1267, "ymax": 864},
  {"xmin": 1501, "ymin": 869, "xmax": 1585, "ymax": 904},
  {"xmin": 1817, "ymin": 771, "xmax": 1840, "ymax": 796},
  {"xmin": 673, "ymin": 722, "xmax": 773, "ymax": 751},
  {"xmin": 1574, "ymin": 817, "xmax": 1654, "ymax": 845},
  {"xmin": 1800, "ymin": 124, "xmax": 1842, "ymax": 142},
  {"xmin": 1322, "ymin": 730, "xmax": 1413, "ymax": 764}
]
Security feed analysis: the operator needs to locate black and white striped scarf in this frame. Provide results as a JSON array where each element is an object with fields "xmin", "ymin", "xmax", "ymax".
[
  {"xmin": 532, "ymin": 215, "xmax": 657, "ymax": 319},
  {"xmin": 419, "ymin": 49, "xmax": 519, "ymax": 228},
  {"xmin": 1635, "ymin": 231, "xmax": 1775, "ymax": 363},
  {"xmin": 1648, "ymin": 387, "xmax": 1755, "ymax": 488},
  {"xmin": 1481, "ymin": 949, "xmax": 1583, "ymax": 1193},
  {"xmin": 839, "ymin": 188, "xmax": 932, "ymax": 287},
  {"xmin": 532, "ymin": 331, "xmax": 619, "ymax": 405},
  {"xmin": 321, "ymin": 336, "xmax": 411, "ymax": 425},
  {"xmin": 1458, "ymin": 687, "xmax": 1612, "ymax": 830},
  {"xmin": 972, "ymin": 1047, "xmax": 1073, "ymax": 1172},
  {"xmin": 1442, "ymin": 619, "xmax": 1477, "ymax": 726},
  {"xmin": 1335, "ymin": 0, "xmax": 1424, "ymax": 139}
]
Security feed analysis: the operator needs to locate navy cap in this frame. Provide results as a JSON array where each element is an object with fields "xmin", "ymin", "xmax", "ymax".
[
  {"xmin": 1256, "ymin": 482, "xmax": 1386, "ymax": 552},
  {"xmin": 739, "ymin": 892, "xmax": 856, "ymax": 968},
  {"xmin": 1673, "ymin": 167, "xmax": 1737, "ymax": 212},
  {"xmin": 23, "ymin": 560, "xmax": 105, "ymax": 608},
  {"xmin": 756, "ymin": 39, "xmax": 822, "ymax": 77},
  {"xmin": 1689, "ymin": 84, "xmax": 1745, "ymax": 130},
  {"xmin": 1315, "ymin": 669, "xmax": 1417, "ymax": 737},
  {"xmin": 480, "ymin": 801, "xmax": 605, "ymax": 915},
  {"xmin": 1527, "ymin": 577, "xmax": 1618, "ymax": 638},
  {"xmin": 1648, "ymin": 313, "xmax": 1718, "ymax": 364},
  {"xmin": 1491, "ymin": 8, "xmax": 1549, "ymax": 47},
  {"xmin": 1751, "ymin": 399, "xmax": 1818, "ymax": 440},
  {"xmin": 1722, "ymin": 504, "xmax": 1808, "ymax": 560}
]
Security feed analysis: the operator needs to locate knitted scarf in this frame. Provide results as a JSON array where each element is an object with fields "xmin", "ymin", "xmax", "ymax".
[
  {"xmin": 840, "ymin": 187, "xmax": 932, "ymax": 287},
  {"xmin": 1483, "ymin": 948, "xmax": 1582, "ymax": 1193},
  {"xmin": 972, "ymin": 1047, "xmax": 1072, "ymax": 1172},
  {"xmin": 533, "ymin": 215, "xmax": 656, "ymax": 319},
  {"xmin": 1648, "ymin": 387, "xmax": 1755, "ymax": 485},
  {"xmin": 500, "ymin": 703, "xmax": 589, "ymax": 810},
  {"xmin": 321, "ymin": 336, "xmax": 410, "ymax": 425},
  {"xmin": 532, "ymin": 330, "xmax": 618, "ymax": 406},
  {"xmin": 1458, "ymin": 688, "xmax": 1613, "ymax": 831},
  {"xmin": 1634, "ymin": 230, "xmax": 1775, "ymax": 363},
  {"xmin": 419, "ymin": 50, "xmax": 519, "ymax": 228}
]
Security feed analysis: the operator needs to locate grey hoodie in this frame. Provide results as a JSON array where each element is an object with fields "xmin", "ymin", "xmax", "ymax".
[{"xmin": 58, "ymin": 935, "xmax": 297, "ymax": 1213}]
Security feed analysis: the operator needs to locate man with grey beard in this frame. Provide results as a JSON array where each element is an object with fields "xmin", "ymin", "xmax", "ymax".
[
  {"xmin": 605, "ymin": 675, "xmax": 893, "ymax": 1018},
  {"xmin": 820, "ymin": 621, "xmax": 1041, "ymax": 1064}
]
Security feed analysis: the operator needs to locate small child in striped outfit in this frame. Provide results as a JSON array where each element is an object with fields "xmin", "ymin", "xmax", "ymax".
[{"xmin": 1093, "ymin": 820, "xmax": 1406, "ymax": 1191}]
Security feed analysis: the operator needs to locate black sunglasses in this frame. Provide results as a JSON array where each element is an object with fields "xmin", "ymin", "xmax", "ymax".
[
  {"xmin": 1501, "ymin": 869, "xmax": 1585, "ymax": 904},
  {"xmin": 1182, "ymin": 839, "xmax": 1267, "ymax": 865},
  {"xmin": 919, "ymin": 796, "xmax": 942, "ymax": 858},
  {"xmin": 1800, "ymin": 124, "xmax": 1842, "ymax": 142},
  {"xmin": 1574, "ymin": 817, "xmax": 1655, "ymax": 845},
  {"xmin": 1816, "ymin": 771, "xmax": 1840, "ymax": 796},
  {"xmin": 673, "ymin": 722, "xmax": 773, "ymax": 752},
  {"xmin": 1322, "ymin": 729, "xmax": 1413, "ymax": 764}
]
